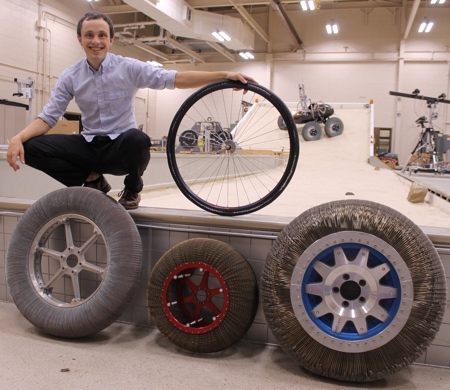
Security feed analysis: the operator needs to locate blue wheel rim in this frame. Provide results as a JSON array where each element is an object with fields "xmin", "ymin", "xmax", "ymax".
[
  {"xmin": 290, "ymin": 231, "xmax": 413, "ymax": 352},
  {"xmin": 302, "ymin": 243, "xmax": 401, "ymax": 341}
]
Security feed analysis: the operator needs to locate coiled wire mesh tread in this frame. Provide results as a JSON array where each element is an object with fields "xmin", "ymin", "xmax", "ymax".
[
  {"xmin": 167, "ymin": 80, "xmax": 299, "ymax": 216},
  {"xmin": 261, "ymin": 199, "xmax": 447, "ymax": 382},
  {"xmin": 6, "ymin": 187, "xmax": 142, "ymax": 338},
  {"xmin": 148, "ymin": 238, "xmax": 258, "ymax": 352}
]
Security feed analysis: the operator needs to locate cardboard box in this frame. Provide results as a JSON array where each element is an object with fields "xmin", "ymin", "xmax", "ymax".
[
  {"xmin": 421, "ymin": 153, "xmax": 430, "ymax": 164},
  {"xmin": 383, "ymin": 160, "xmax": 396, "ymax": 169},
  {"xmin": 47, "ymin": 120, "xmax": 79, "ymax": 135}
]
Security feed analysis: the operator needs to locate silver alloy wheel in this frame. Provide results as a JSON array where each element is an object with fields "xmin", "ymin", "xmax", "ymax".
[
  {"xmin": 7, "ymin": 187, "xmax": 142, "ymax": 338},
  {"xmin": 291, "ymin": 231, "xmax": 413, "ymax": 353},
  {"xmin": 29, "ymin": 214, "xmax": 108, "ymax": 307}
]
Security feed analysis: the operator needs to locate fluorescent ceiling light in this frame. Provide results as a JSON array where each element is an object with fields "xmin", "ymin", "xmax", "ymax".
[
  {"xmin": 300, "ymin": 0, "xmax": 315, "ymax": 10},
  {"xmin": 211, "ymin": 30, "xmax": 231, "ymax": 42},
  {"xmin": 326, "ymin": 21, "xmax": 338, "ymax": 34},
  {"xmin": 218, "ymin": 31, "xmax": 231, "ymax": 41},
  {"xmin": 418, "ymin": 20, "xmax": 433, "ymax": 33},
  {"xmin": 239, "ymin": 52, "xmax": 254, "ymax": 60},
  {"xmin": 211, "ymin": 31, "xmax": 224, "ymax": 42}
]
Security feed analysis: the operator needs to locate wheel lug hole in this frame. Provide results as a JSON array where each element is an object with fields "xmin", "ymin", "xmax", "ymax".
[
  {"xmin": 332, "ymin": 287, "xmax": 340, "ymax": 294},
  {"xmin": 359, "ymin": 280, "xmax": 367, "ymax": 286},
  {"xmin": 359, "ymin": 297, "xmax": 366, "ymax": 303},
  {"xmin": 342, "ymin": 301, "xmax": 349, "ymax": 308},
  {"xmin": 343, "ymin": 274, "xmax": 350, "ymax": 281}
]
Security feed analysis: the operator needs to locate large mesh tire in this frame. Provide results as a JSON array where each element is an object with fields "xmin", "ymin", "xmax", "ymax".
[
  {"xmin": 261, "ymin": 199, "xmax": 446, "ymax": 382},
  {"xmin": 6, "ymin": 187, "xmax": 142, "ymax": 338},
  {"xmin": 148, "ymin": 238, "xmax": 258, "ymax": 352}
]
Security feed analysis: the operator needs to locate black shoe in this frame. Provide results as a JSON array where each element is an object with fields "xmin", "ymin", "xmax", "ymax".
[
  {"xmin": 83, "ymin": 175, "xmax": 111, "ymax": 194},
  {"xmin": 118, "ymin": 189, "xmax": 141, "ymax": 210}
]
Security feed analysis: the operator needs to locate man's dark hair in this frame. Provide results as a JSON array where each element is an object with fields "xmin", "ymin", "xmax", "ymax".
[{"xmin": 77, "ymin": 12, "xmax": 115, "ymax": 38}]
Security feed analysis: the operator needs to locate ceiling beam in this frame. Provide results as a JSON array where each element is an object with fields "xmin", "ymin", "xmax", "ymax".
[
  {"xmin": 403, "ymin": 0, "xmax": 421, "ymax": 40},
  {"xmin": 134, "ymin": 41, "xmax": 170, "ymax": 61},
  {"xmin": 269, "ymin": 0, "xmax": 302, "ymax": 50},
  {"xmin": 187, "ymin": 0, "xmax": 410, "ymax": 10},
  {"xmin": 114, "ymin": 21, "xmax": 157, "ymax": 28},
  {"xmin": 97, "ymin": 5, "xmax": 137, "ymax": 15},
  {"xmin": 230, "ymin": 1, "xmax": 270, "ymax": 43},
  {"xmin": 187, "ymin": 0, "xmax": 300, "ymax": 7},
  {"xmin": 205, "ymin": 41, "xmax": 236, "ymax": 61},
  {"xmin": 166, "ymin": 36, "xmax": 206, "ymax": 63}
]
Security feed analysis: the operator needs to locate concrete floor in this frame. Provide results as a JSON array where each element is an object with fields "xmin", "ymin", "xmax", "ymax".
[{"xmin": 1, "ymin": 301, "xmax": 450, "ymax": 390}]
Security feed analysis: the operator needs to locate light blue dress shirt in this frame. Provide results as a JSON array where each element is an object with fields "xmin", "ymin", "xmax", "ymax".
[{"xmin": 38, "ymin": 53, "xmax": 177, "ymax": 142}]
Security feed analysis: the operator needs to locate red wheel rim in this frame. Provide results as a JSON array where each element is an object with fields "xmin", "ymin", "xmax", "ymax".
[{"xmin": 161, "ymin": 262, "xmax": 230, "ymax": 334}]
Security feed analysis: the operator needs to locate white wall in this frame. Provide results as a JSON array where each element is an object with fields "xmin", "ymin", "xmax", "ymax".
[{"xmin": 0, "ymin": 0, "xmax": 449, "ymax": 163}]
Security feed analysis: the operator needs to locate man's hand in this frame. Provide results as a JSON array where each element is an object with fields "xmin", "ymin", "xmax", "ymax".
[
  {"xmin": 7, "ymin": 137, "xmax": 25, "ymax": 171},
  {"xmin": 6, "ymin": 118, "xmax": 51, "ymax": 171},
  {"xmin": 225, "ymin": 72, "xmax": 256, "ymax": 84},
  {"xmin": 226, "ymin": 72, "xmax": 257, "ymax": 94}
]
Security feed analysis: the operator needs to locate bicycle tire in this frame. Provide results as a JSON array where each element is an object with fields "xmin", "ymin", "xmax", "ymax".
[{"xmin": 167, "ymin": 80, "xmax": 299, "ymax": 216}]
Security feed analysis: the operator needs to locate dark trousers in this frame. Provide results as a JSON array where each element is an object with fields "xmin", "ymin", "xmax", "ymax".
[{"xmin": 23, "ymin": 128, "xmax": 151, "ymax": 193}]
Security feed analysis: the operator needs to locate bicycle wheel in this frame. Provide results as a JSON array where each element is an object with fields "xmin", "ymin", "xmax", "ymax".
[{"xmin": 167, "ymin": 80, "xmax": 299, "ymax": 216}]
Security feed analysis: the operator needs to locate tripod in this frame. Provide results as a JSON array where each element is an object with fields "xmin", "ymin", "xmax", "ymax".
[
  {"xmin": 389, "ymin": 89, "xmax": 450, "ymax": 175},
  {"xmin": 401, "ymin": 116, "xmax": 443, "ymax": 174}
]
